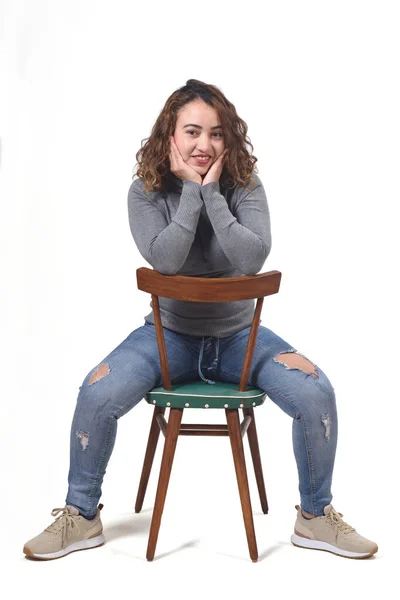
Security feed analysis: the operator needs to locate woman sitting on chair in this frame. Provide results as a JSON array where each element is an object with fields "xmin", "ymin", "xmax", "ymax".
[{"xmin": 23, "ymin": 78, "xmax": 378, "ymax": 561}]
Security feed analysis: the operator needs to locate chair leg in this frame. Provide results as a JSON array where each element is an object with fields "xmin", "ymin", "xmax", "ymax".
[
  {"xmin": 146, "ymin": 407, "xmax": 183, "ymax": 562},
  {"xmin": 135, "ymin": 406, "xmax": 166, "ymax": 513},
  {"xmin": 242, "ymin": 407, "xmax": 269, "ymax": 514},
  {"xmin": 225, "ymin": 408, "xmax": 258, "ymax": 563}
]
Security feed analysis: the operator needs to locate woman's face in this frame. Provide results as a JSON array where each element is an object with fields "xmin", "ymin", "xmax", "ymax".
[{"xmin": 173, "ymin": 99, "xmax": 225, "ymax": 177}]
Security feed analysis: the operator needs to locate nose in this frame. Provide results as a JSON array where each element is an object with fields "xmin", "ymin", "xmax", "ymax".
[{"xmin": 195, "ymin": 134, "xmax": 214, "ymax": 155}]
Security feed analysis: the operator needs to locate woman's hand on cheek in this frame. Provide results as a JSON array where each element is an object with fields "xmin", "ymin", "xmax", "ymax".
[
  {"xmin": 201, "ymin": 149, "xmax": 228, "ymax": 186},
  {"xmin": 169, "ymin": 137, "xmax": 202, "ymax": 185}
]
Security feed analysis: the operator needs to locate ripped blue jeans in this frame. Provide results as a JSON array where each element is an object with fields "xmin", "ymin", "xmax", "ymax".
[{"xmin": 66, "ymin": 321, "xmax": 337, "ymax": 518}]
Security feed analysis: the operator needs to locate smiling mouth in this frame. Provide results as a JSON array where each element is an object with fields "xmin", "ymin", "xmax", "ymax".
[{"xmin": 192, "ymin": 156, "xmax": 211, "ymax": 164}]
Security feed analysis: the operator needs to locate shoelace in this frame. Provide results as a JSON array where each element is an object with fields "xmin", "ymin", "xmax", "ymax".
[
  {"xmin": 45, "ymin": 507, "xmax": 79, "ymax": 547},
  {"xmin": 328, "ymin": 507, "xmax": 355, "ymax": 534}
]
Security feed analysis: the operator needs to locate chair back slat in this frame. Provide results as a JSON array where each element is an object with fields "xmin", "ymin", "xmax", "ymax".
[
  {"xmin": 239, "ymin": 297, "xmax": 264, "ymax": 391},
  {"xmin": 136, "ymin": 268, "xmax": 282, "ymax": 393},
  {"xmin": 137, "ymin": 268, "xmax": 281, "ymax": 302},
  {"xmin": 151, "ymin": 294, "xmax": 172, "ymax": 391}
]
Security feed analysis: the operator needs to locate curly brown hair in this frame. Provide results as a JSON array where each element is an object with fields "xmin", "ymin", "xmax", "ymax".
[{"xmin": 133, "ymin": 79, "xmax": 259, "ymax": 193}]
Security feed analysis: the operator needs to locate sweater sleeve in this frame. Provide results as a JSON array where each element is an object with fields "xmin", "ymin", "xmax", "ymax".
[
  {"xmin": 200, "ymin": 175, "xmax": 272, "ymax": 275},
  {"xmin": 128, "ymin": 178, "xmax": 204, "ymax": 275}
]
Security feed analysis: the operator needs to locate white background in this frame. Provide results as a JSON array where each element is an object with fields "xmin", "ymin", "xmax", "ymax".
[{"xmin": 1, "ymin": 0, "xmax": 398, "ymax": 597}]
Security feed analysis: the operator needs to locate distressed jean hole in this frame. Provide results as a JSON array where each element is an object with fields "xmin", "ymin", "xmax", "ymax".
[
  {"xmin": 76, "ymin": 431, "xmax": 89, "ymax": 450},
  {"xmin": 88, "ymin": 363, "xmax": 110, "ymax": 385},
  {"xmin": 274, "ymin": 351, "xmax": 318, "ymax": 378},
  {"xmin": 321, "ymin": 414, "xmax": 332, "ymax": 441}
]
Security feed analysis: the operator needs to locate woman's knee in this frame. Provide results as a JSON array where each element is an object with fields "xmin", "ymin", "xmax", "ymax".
[
  {"xmin": 273, "ymin": 350, "xmax": 318, "ymax": 378},
  {"xmin": 76, "ymin": 361, "xmax": 154, "ymax": 419},
  {"xmin": 253, "ymin": 349, "xmax": 337, "ymax": 426},
  {"xmin": 272, "ymin": 349, "xmax": 335, "ymax": 402},
  {"xmin": 87, "ymin": 362, "xmax": 111, "ymax": 386}
]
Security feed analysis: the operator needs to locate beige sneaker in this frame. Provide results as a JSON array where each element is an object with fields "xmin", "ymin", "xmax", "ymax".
[
  {"xmin": 291, "ymin": 504, "xmax": 378, "ymax": 559},
  {"xmin": 23, "ymin": 504, "xmax": 105, "ymax": 560}
]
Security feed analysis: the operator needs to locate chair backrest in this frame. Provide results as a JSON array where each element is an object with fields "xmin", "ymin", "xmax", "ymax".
[{"xmin": 136, "ymin": 268, "xmax": 282, "ymax": 392}]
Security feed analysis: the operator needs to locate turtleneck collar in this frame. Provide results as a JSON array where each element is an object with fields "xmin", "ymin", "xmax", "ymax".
[
  {"xmin": 164, "ymin": 172, "xmax": 227, "ymax": 195},
  {"xmin": 165, "ymin": 172, "xmax": 184, "ymax": 191}
]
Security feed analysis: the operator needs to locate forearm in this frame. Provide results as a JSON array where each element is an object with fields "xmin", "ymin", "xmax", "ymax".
[
  {"xmin": 201, "ymin": 181, "xmax": 271, "ymax": 275},
  {"xmin": 129, "ymin": 180, "xmax": 203, "ymax": 275}
]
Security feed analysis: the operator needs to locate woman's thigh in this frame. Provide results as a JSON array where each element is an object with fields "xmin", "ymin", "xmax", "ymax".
[
  {"xmin": 77, "ymin": 322, "xmax": 199, "ymax": 419},
  {"xmin": 217, "ymin": 325, "xmax": 336, "ymax": 419}
]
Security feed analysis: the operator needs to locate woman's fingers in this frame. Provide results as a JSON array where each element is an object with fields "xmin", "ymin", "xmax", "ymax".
[
  {"xmin": 169, "ymin": 137, "xmax": 180, "ymax": 172},
  {"xmin": 168, "ymin": 136, "xmax": 202, "ymax": 184},
  {"xmin": 169, "ymin": 137, "xmax": 183, "ymax": 170},
  {"xmin": 170, "ymin": 137, "xmax": 181, "ymax": 159},
  {"xmin": 200, "ymin": 149, "xmax": 228, "ymax": 186}
]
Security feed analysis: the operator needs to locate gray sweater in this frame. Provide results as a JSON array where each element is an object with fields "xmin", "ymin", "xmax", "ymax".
[{"xmin": 127, "ymin": 172, "xmax": 272, "ymax": 338}]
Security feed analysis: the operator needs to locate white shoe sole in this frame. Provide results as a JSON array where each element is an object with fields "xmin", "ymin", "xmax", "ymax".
[
  {"xmin": 291, "ymin": 533, "xmax": 378, "ymax": 559},
  {"xmin": 24, "ymin": 533, "xmax": 106, "ymax": 560}
]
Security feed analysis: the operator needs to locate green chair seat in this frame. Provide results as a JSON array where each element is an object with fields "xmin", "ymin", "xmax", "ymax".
[{"xmin": 146, "ymin": 380, "xmax": 266, "ymax": 409}]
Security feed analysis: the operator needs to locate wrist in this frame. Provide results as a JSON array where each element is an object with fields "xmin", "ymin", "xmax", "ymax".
[
  {"xmin": 182, "ymin": 178, "xmax": 202, "ymax": 186},
  {"xmin": 182, "ymin": 177, "xmax": 201, "ymax": 184}
]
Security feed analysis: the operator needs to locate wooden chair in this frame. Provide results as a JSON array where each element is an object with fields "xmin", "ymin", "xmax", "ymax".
[{"xmin": 134, "ymin": 267, "xmax": 282, "ymax": 562}]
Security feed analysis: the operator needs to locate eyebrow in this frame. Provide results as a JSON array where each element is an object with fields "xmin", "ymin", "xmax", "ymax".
[{"xmin": 183, "ymin": 123, "xmax": 223, "ymax": 130}]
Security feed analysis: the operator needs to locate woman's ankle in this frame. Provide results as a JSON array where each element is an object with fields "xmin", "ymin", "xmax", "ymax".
[{"xmin": 301, "ymin": 508, "xmax": 317, "ymax": 519}]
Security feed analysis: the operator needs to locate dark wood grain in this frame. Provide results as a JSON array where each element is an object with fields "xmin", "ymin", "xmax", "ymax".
[
  {"xmin": 134, "ymin": 406, "xmax": 166, "ymax": 514},
  {"xmin": 146, "ymin": 408, "xmax": 183, "ymax": 561},
  {"xmin": 243, "ymin": 407, "xmax": 269, "ymax": 514},
  {"xmin": 135, "ymin": 267, "xmax": 280, "ymax": 561},
  {"xmin": 226, "ymin": 408, "xmax": 258, "ymax": 562},
  {"xmin": 137, "ymin": 267, "xmax": 281, "ymax": 302}
]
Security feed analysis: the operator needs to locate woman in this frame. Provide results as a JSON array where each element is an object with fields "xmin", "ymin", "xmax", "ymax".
[{"xmin": 23, "ymin": 79, "xmax": 377, "ymax": 560}]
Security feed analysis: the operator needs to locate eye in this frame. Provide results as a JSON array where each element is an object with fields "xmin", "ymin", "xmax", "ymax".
[{"xmin": 186, "ymin": 130, "xmax": 223, "ymax": 137}]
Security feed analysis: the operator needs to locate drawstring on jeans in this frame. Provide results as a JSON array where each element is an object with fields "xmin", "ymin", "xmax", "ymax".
[{"xmin": 198, "ymin": 337, "xmax": 220, "ymax": 384}]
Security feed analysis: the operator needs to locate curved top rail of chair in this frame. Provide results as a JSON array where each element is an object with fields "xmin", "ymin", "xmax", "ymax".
[{"xmin": 136, "ymin": 268, "xmax": 282, "ymax": 302}]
